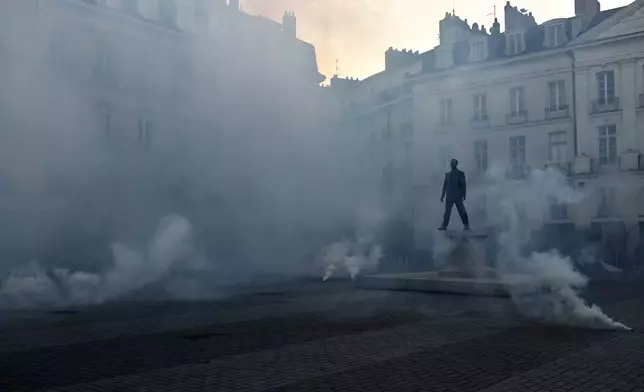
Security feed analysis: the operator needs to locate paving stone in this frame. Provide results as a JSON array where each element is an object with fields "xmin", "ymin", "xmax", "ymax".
[{"xmin": 42, "ymin": 317, "xmax": 518, "ymax": 392}]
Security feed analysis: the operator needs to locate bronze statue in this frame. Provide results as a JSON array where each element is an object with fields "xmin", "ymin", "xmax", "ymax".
[{"xmin": 439, "ymin": 159, "xmax": 470, "ymax": 231}]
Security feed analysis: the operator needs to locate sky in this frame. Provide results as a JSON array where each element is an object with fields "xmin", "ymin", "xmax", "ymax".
[{"xmin": 242, "ymin": 0, "xmax": 632, "ymax": 80}]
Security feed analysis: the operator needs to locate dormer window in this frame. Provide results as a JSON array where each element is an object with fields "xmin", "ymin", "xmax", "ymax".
[
  {"xmin": 472, "ymin": 42, "xmax": 485, "ymax": 62},
  {"xmin": 507, "ymin": 33, "xmax": 523, "ymax": 55},
  {"xmin": 546, "ymin": 23, "xmax": 565, "ymax": 47}
]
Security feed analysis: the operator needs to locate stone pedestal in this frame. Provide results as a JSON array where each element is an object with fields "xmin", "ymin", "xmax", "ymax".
[
  {"xmin": 356, "ymin": 228, "xmax": 520, "ymax": 297},
  {"xmin": 436, "ymin": 230, "xmax": 496, "ymax": 279}
]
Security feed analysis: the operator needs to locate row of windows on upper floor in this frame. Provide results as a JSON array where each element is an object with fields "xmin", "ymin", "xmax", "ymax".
[
  {"xmin": 438, "ymin": 123, "xmax": 618, "ymax": 180},
  {"xmin": 97, "ymin": 109, "xmax": 155, "ymax": 149},
  {"xmin": 435, "ymin": 70, "xmax": 643, "ymax": 128},
  {"xmin": 83, "ymin": 0, "xmax": 198, "ymax": 31},
  {"xmin": 467, "ymin": 23, "xmax": 566, "ymax": 64},
  {"xmin": 47, "ymin": 29, "xmax": 193, "ymax": 97}
]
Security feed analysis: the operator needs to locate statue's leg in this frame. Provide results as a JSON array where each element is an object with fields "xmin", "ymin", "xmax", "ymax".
[
  {"xmin": 441, "ymin": 200, "xmax": 454, "ymax": 229},
  {"xmin": 455, "ymin": 200, "xmax": 470, "ymax": 229}
]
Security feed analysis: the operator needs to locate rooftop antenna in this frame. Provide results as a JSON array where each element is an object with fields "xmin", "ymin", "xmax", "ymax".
[
  {"xmin": 487, "ymin": 5, "xmax": 497, "ymax": 18},
  {"xmin": 452, "ymin": 0, "xmax": 456, "ymax": 15},
  {"xmin": 335, "ymin": 59, "xmax": 340, "ymax": 77}
]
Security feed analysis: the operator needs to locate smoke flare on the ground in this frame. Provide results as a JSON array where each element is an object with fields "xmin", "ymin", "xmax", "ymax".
[{"xmin": 483, "ymin": 167, "xmax": 630, "ymax": 331}]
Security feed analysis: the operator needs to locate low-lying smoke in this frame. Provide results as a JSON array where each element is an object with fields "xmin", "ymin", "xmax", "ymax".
[
  {"xmin": 482, "ymin": 166, "xmax": 629, "ymax": 330},
  {"xmin": 0, "ymin": 215, "xmax": 198, "ymax": 308}
]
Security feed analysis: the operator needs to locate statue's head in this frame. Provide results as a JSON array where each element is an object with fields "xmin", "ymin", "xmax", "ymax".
[{"xmin": 450, "ymin": 158, "xmax": 458, "ymax": 169}]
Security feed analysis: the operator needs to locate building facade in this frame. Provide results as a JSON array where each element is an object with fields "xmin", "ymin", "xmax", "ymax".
[
  {"xmin": 0, "ymin": 0, "xmax": 326, "ymax": 266},
  {"xmin": 332, "ymin": 0, "xmax": 644, "ymax": 268}
]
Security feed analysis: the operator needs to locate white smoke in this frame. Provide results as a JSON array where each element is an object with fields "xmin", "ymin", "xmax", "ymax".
[
  {"xmin": 0, "ymin": 215, "xmax": 197, "ymax": 309},
  {"xmin": 577, "ymin": 245, "xmax": 623, "ymax": 274},
  {"xmin": 320, "ymin": 239, "xmax": 383, "ymax": 281},
  {"xmin": 483, "ymin": 166, "xmax": 630, "ymax": 330},
  {"xmin": 431, "ymin": 232, "xmax": 456, "ymax": 269}
]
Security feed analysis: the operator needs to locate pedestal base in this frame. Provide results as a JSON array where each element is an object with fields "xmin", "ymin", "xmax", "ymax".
[
  {"xmin": 355, "ymin": 271, "xmax": 511, "ymax": 297},
  {"xmin": 437, "ymin": 266, "xmax": 498, "ymax": 279}
]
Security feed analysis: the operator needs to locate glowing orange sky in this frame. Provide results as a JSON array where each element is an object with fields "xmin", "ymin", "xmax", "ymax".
[{"xmin": 242, "ymin": 0, "xmax": 631, "ymax": 81}]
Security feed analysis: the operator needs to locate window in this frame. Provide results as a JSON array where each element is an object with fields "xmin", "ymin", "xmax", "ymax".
[
  {"xmin": 549, "ymin": 199, "xmax": 568, "ymax": 220},
  {"xmin": 438, "ymin": 145, "xmax": 454, "ymax": 170},
  {"xmin": 546, "ymin": 24, "xmax": 565, "ymax": 46},
  {"xmin": 597, "ymin": 71, "xmax": 615, "ymax": 105},
  {"xmin": 159, "ymin": 0, "xmax": 178, "ymax": 26},
  {"xmin": 138, "ymin": 119, "xmax": 153, "ymax": 148},
  {"xmin": 549, "ymin": 131, "xmax": 567, "ymax": 163},
  {"xmin": 101, "ymin": 111, "xmax": 112, "ymax": 142},
  {"xmin": 400, "ymin": 121, "xmax": 414, "ymax": 143},
  {"xmin": 548, "ymin": 80, "xmax": 566, "ymax": 111},
  {"xmin": 509, "ymin": 87, "xmax": 525, "ymax": 116},
  {"xmin": 382, "ymin": 163, "xmax": 394, "ymax": 192},
  {"xmin": 439, "ymin": 99, "xmax": 453, "ymax": 126},
  {"xmin": 597, "ymin": 187, "xmax": 617, "ymax": 217},
  {"xmin": 94, "ymin": 40, "xmax": 114, "ymax": 82},
  {"xmin": 507, "ymin": 33, "xmax": 522, "ymax": 55},
  {"xmin": 121, "ymin": 0, "xmax": 138, "ymax": 14},
  {"xmin": 473, "ymin": 94, "xmax": 487, "ymax": 121},
  {"xmin": 50, "ymin": 30, "xmax": 73, "ymax": 72},
  {"xmin": 472, "ymin": 42, "xmax": 485, "ymax": 61},
  {"xmin": 598, "ymin": 125, "xmax": 617, "ymax": 165},
  {"xmin": 474, "ymin": 140, "xmax": 488, "ymax": 173},
  {"xmin": 0, "ymin": 39, "xmax": 7, "ymax": 77},
  {"xmin": 509, "ymin": 136, "xmax": 526, "ymax": 172}
]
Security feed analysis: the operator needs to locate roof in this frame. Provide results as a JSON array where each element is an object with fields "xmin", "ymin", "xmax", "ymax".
[
  {"xmin": 585, "ymin": 6, "xmax": 627, "ymax": 32},
  {"xmin": 416, "ymin": 4, "xmax": 634, "ymax": 76}
]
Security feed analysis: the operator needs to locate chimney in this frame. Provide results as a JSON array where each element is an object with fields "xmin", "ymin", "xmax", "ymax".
[
  {"xmin": 573, "ymin": 0, "xmax": 600, "ymax": 34},
  {"xmin": 283, "ymin": 11, "xmax": 297, "ymax": 38},
  {"xmin": 575, "ymin": 0, "xmax": 600, "ymax": 16}
]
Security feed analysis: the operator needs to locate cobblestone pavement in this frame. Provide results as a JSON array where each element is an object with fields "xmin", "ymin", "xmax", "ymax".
[{"xmin": 1, "ymin": 281, "xmax": 643, "ymax": 391}]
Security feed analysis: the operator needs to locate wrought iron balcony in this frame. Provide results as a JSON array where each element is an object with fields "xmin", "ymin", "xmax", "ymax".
[
  {"xmin": 545, "ymin": 105, "xmax": 569, "ymax": 120},
  {"xmin": 506, "ymin": 164, "xmax": 530, "ymax": 179},
  {"xmin": 506, "ymin": 110, "xmax": 528, "ymax": 125},
  {"xmin": 470, "ymin": 114, "xmax": 490, "ymax": 128},
  {"xmin": 544, "ymin": 161, "xmax": 572, "ymax": 176},
  {"xmin": 591, "ymin": 97, "xmax": 620, "ymax": 113}
]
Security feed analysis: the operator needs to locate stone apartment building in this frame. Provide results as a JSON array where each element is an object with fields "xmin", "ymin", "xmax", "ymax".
[
  {"xmin": 0, "ymin": 0, "xmax": 325, "ymax": 265},
  {"xmin": 332, "ymin": 0, "xmax": 644, "ymax": 268}
]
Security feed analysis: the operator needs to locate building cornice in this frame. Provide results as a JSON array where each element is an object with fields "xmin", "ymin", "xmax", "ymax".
[{"xmin": 408, "ymin": 46, "xmax": 571, "ymax": 86}]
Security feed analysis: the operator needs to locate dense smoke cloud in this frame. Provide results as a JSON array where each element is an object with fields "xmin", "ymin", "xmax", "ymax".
[
  {"xmin": 0, "ymin": 1, "xmax": 632, "ymax": 335},
  {"xmin": 0, "ymin": 1, "xmax": 389, "ymax": 307},
  {"xmin": 482, "ymin": 166, "xmax": 628, "ymax": 330}
]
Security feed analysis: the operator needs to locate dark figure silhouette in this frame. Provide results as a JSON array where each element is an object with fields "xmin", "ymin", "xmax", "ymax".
[{"xmin": 439, "ymin": 159, "xmax": 470, "ymax": 230}]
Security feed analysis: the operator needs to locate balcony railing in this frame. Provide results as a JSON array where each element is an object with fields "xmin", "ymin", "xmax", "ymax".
[
  {"xmin": 435, "ymin": 120, "xmax": 453, "ymax": 131},
  {"xmin": 506, "ymin": 110, "xmax": 528, "ymax": 125},
  {"xmin": 590, "ymin": 157, "xmax": 620, "ymax": 174},
  {"xmin": 545, "ymin": 105, "xmax": 569, "ymax": 120},
  {"xmin": 506, "ymin": 164, "xmax": 530, "ymax": 179},
  {"xmin": 544, "ymin": 161, "xmax": 572, "ymax": 176},
  {"xmin": 470, "ymin": 114, "xmax": 490, "ymax": 128},
  {"xmin": 591, "ymin": 97, "xmax": 620, "ymax": 113}
]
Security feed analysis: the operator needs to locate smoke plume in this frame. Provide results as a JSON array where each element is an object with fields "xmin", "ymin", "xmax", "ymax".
[
  {"xmin": 482, "ymin": 166, "xmax": 629, "ymax": 330},
  {"xmin": 0, "ymin": 215, "xmax": 197, "ymax": 308}
]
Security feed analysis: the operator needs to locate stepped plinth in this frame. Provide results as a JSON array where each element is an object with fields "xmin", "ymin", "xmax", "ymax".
[{"xmin": 356, "ymin": 229, "xmax": 525, "ymax": 297}]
